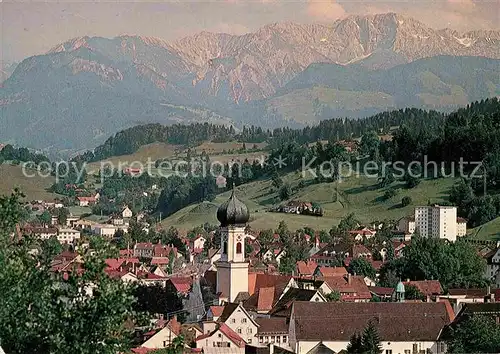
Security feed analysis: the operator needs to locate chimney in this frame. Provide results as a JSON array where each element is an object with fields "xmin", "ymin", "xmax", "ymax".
[{"xmin": 348, "ymin": 273, "xmax": 352, "ymax": 284}]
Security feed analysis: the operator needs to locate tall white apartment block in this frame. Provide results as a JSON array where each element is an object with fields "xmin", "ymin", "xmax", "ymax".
[{"xmin": 414, "ymin": 205, "xmax": 458, "ymax": 242}]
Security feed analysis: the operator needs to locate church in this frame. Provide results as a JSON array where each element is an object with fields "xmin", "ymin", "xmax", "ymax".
[{"xmin": 215, "ymin": 186, "xmax": 251, "ymax": 303}]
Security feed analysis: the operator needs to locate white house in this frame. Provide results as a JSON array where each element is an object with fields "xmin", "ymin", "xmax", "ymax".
[
  {"xmin": 91, "ymin": 224, "xmax": 119, "ymax": 237},
  {"xmin": 288, "ymin": 302, "xmax": 452, "ymax": 354},
  {"xmin": 216, "ymin": 302, "xmax": 259, "ymax": 345},
  {"xmin": 122, "ymin": 206, "xmax": 133, "ymax": 218},
  {"xmin": 141, "ymin": 317, "xmax": 182, "ymax": 349},
  {"xmin": 57, "ymin": 228, "xmax": 81, "ymax": 244},
  {"xmin": 196, "ymin": 323, "xmax": 246, "ymax": 354},
  {"xmin": 484, "ymin": 248, "xmax": 500, "ymax": 288}
]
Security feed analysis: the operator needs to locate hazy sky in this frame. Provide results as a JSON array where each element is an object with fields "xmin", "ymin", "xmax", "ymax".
[{"xmin": 1, "ymin": 0, "xmax": 499, "ymax": 63}]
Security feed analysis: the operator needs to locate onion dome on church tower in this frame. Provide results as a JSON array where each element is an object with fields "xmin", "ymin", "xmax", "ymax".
[{"xmin": 217, "ymin": 185, "xmax": 250, "ymax": 227}]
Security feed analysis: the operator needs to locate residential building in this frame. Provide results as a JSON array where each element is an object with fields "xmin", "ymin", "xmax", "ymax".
[
  {"xmin": 76, "ymin": 196, "xmax": 96, "ymax": 207},
  {"xmin": 28, "ymin": 227, "xmax": 58, "ymax": 240},
  {"xmin": 413, "ymin": 205, "xmax": 465, "ymax": 242},
  {"xmin": 195, "ymin": 323, "xmax": 246, "ymax": 354},
  {"xmin": 91, "ymin": 224, "xmax": 120, "ymax": 237},
  {"xmin": 141, "ymin": 316, "xmax": 181, "ymax": 349},
  {"xmin": 255, "ymin": 317, "xmax": 289, "ymax": 348},
  {"xmin": 216, "ymin": 303, "xmax": 259, "ymax": 344},
  {"xmin": 484, "ymin": 248, "xmax": 500, "ymax": 287},
  {"xmin": 57, "ymin": 228, "xmax": 81, "ymax": 244},
  {"xmin": 288, "ymin": 301, "xmax": 454, "ymax": 354},
  {"xmin": 398, "ymin": 216, "xmax": 416, "ymax": 234},
  {"xmin": 122, "ymin": 206, "xmax": 133, "ymax": 218}
]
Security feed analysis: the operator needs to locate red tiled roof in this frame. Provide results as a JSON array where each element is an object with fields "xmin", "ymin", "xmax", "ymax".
[
  {"xmin": 105, "ymin": 258, "xmax": 124, "ymax": 270},
  {"xmin": 248, "ymin": 273, "xmax": 292, "ymax": 295},
  {"xmin": 321, "ymin": 275, "xmax": 371, "ymax": 300},
  {"xmin": 369, "ymin": 286, "xmax": 394, "ymax": 296},
  {"xmin": 167, "ymin": 316, "xmax": 182, "ymax": 336},
  {"xmin": 209, "ymin": 305, "xmax": 224, "ymax": 317},
  {"xmin": 296, "ymin": 260, "xmax": 318, "ymax": 275},
  {"xmin": 255, "ymin": 317, "xmax": 288, "ymax": 334},
  {"xmin": 151, "ymin": 257, "xmax": 169, "ymax": 265},
  {"xmin": 403, "ymin": 280, "xmax": 443, "ymax": 296},
  {"xmin": 318, "ymin": 266, "xmax": 347, "ymax": 277},
  {"xmin": 169, "ymin": 277, "xmax": 192, "ymax": 294},
  {"xmin": 352, "ymin": 244, "xmax": 372, "ymax": 257},
  {"xmin": 257, "ymin": 287, "xmax": 275, "ymax": 311},
  {"xmin": 218, "ymin": 323, "xmax": 245, "ymax": 348},
  {"xmin": 144, "ymin": 273, "xmax": 166, "ymax": 280},
  {"xmin": 119, "ymin": 249, "xmax": 133, "ymax": 256},
  {"xmin": 76, "ymin": 196, "xmax": 95, "ymax": 202}
]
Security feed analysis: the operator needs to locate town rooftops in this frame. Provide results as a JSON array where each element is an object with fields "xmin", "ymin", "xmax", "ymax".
[
  {"xmin": 255, "ymin": 317, "xmax": 288, "ymax": 334},
  {"xmin": 403, "ymin": 280, "xmax": 443, "ymax": 296},
  {"xmin": 291, "ymin": 301, "xmax": 453, "ymax": 342}
]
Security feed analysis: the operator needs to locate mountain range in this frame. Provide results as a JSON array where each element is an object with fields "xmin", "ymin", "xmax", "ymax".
[{"xmin": 1, "ymin": 13, "xmax": 499, "ymax": 152}]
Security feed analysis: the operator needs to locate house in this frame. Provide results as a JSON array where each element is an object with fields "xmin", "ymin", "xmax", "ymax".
[
  {"xmin": 28, "ymin": 227, "xmax": 58, "ymax": 240},
  {"xmin": 288, "ymin": 301, "xmax": 454, "ymax": 354},
  {"xmin": 369, "ymin": 286, "xmax": 395, "ymax": 300},
  {"xmin": 403, "ymin": 280, "xmax": 443, "ymax": 300},
  {"xmin": 255, "ymin": 317, "xmax": 290, "ymax": 348},
  {"xmin": 91, "ymin": 224, "xmax": 120, "ymax": 237},
  {"xmin": 196, "ymin": 323, "xmax": 245, "ymax": 354},
  {"xmin": 313, "ymin": 266, "xmax": 347, "ymax": 277},
  {"xmin": 348, "ymin": 227, "xmax": 377, "ymax": 241},
  {"xmin": 319, "ymin": 274, "xmax": 372, "ymax": 302},
  {"xmin": 216, "ymin": 302, "xmax": 259, "ymax": 344},
  {"xmin": 456, "ymin": 217, "xmax": 467, "ymax": 236},
  {"xmin": 484, "ymin": 248, "xmax": 500, "ymax": 288},
  {"xmin": 134, "ymin": 242, "xmax": 155, "ymax": 258},
  {"xmin": 244, "ymin": 274, "xmax": 298, "ymax": 314},
  {"xmin": 123, "ymin": 167, "xmax": 142, "ymax": 176},
  {"xmin": 268, "ymin": 288, "xmax": 326, "ymax": 317},
  {"xmin": 207, "ymin": 306, "xmax": 225, "ymax": 321},
  {"xmin": 437, "ymin": 288, "xmax": 495, "ymax": 314},
  {"xmin": 398, "ymin": 216, "xmax": 416, "ymax": 234},
  {"xmin": 76, "ymin": 196, "xmax": 96, "ymax": 207},
  {"xmin": 141, "ymin": 316, "xmax": 182, "ymax": 349},
  {"xmin": 262, "ymin": 248, "xmax": 286, "ymax": 265},
  {"xmin": 295, "ymin": 261, "xmax": 318, "ymax": 277},
  {"xmin": 122, "ymin": 206, "xmax": 133, "ymax": 218},
  {"xmin": 167, "ymin": 277, "xmax": 193, "ymax": 296},
  {"xmin": 190, "ymin": 235, "xmax": 206, "ymax": 251},
  {"xmin": 57, "ymin": 228, "xmax": 81, "ymax": 244}
]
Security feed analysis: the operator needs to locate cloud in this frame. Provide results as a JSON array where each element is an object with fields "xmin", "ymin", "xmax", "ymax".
[{"xmin": 307, "ymin": 0, "xmax": 346, "ymax": 21}]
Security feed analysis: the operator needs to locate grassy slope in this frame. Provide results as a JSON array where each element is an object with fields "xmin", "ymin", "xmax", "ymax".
[
  {"xmin": 161, "ymin": 171, "xmax": 455, "ymax": 231},
  {"xmin": 468, "ymin": 217, "xmax": 500, "ymax": 242},
  {"xmin": 0, "ymin": 164, "xmax": 57, "ymax": 200}
]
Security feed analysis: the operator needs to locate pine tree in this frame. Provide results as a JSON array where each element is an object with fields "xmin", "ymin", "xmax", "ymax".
[
  {"xmin": 347, "ymin": 332, "xmax": 363, "ymax": 353},
  {"xmin": 361, "ymin": 319, "xmax": 383, "ymax": 354}
]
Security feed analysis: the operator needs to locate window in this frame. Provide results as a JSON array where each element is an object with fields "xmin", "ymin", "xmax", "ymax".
[
  {"xmin": 283, "ymin": 336, "xmax": 287, "ymax": 343},
  {"xmin": 241, "ymin": 318, "xmax": 247, "ymax": 323},
  {"xmin": 413, "ymin": 344, "xmax": 418, "ymax": 354},
  {"xmin": 218, "ymin": 333, "xmax": 222, "ymax": 338},
  {"xmin": 247, "ymin": 328, "xmax": 252, "ymax": 334},
  {"xmin": 259, "ymin": 337, "xmax": 263, "ymax": 344},
  {"xmin": 265, "ymin": 336, "xmax": 269, "ymax": 342},
  {"xmin": 236, "ymin": 242, "xmax": 242, "ymax": 254},
  {"xmin": 231, "ymin": 319, "xmax": 236, "ymax": 323},
  {"xmin": 237, "ymin": 328, "xmax": 242, "ymax": 334},
  {"xmin": 248, "ymin": 339, "xmax": 252, "ymax": 343},
  {"xmin": 386, "ymin": 351, "xmax": 392, "ymax": 354}
]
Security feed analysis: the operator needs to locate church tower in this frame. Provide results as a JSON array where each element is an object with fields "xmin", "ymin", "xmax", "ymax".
[{"xmin": 216, "ymin": 186, "xmax": 250, "ymax": 303}]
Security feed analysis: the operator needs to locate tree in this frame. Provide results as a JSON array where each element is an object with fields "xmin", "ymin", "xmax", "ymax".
[
  {"xmin": 348, "ymin": 258, "xmax": 376, "ymax": 279},
  {"xmin": 258, "ymin": 229, "xmax": 274, "ymax": 252},
  {"xmin": 405, "ymin": 285, "xmax": 424, "ymax": 300},
  {"xmin": 39, "ymin": 235, "xmax": 63, "ymax": 262},
  {"xmin": 55, "ymin": 207, "xmax": 70, "ymax": 226},
  {"xmin": 383, "ymin": 188, "xmax": 398, "ymax": 200},
  {"xmin": 325, "ymin": 290, "xmax": 341, "ymax": 302},
  {"xmin": 445, "ymin": 315, "xmax": 500, "ymax": 353},
  {"xmin": 361, "ymin": 319, "xmax": 383, "ymax": 354},
  {"xmin": 0, "ymin": 191, "xmax": 143, "ymax": 354},
  {"xmin": 279, "ymin": 184, "xmax": 291, "ymax": 201},
  {"xmin": 38, "ymin": 210, "xmax": 52, "ymax": 226},
  {"xmin": 338, "ymin": 213, "xmax": 359, "ymax": 232},
  {"xmin": 134, "ymin": 284, "xmax": 186, "ymax": 323},
  {"xmin": 347, "ymin": 332, "xmax": 363, "ymax": 353},
  {"xmin": 360, "ymin": 130, "xmax": 380, "ymax": 159},
  {"xmin": 401, "ymin": 196, "xmax": 412, "ymax": 207}
]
